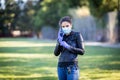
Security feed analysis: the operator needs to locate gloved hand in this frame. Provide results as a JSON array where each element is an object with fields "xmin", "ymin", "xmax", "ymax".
[
  {"xmin": 57, "ymin": 28, "xmax": 64, "ymax": 43},
  {"xmin": 60, "ymin": 41, "xmax": 71, "ymax": 50},
  {"xmin": 57, "ymin": 28, "xmax": 71, "ymax": 50}
]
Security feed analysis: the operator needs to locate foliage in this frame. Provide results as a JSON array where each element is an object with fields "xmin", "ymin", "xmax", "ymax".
[
  {"xmin": 0, "ymin": 0, "xmax": 118, "ymax": 36},
  {"xmin": 33, "ymin": 0, "xmax": 91, "ymax": 30},
  {"xmin": 89, "ymin": 0, "xmax": 118, "ymax": 18},
  {"xmin": 33, "ymin": 0, "xmax": 70, "ymax": 30},
  {"xmin": 0, "ymin": 0, "xmax": 18, "ymax": 36},
  {"xmin": 0, "ymin": 0, "xmax": 35, "ymax": 36},
  {"xmin": 67, "ymin": 0, "xmax": 89, "ymax": 8}
]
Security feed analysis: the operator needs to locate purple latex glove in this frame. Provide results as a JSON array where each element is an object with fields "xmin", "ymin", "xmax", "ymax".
[
  {"xmin": 60, "ymin": 41, "xmax": 71, "ymax": 50},
  {"xmin": 57, "ymin": 28, "xmax": 71, "ymax": 50},
  {"xmin": 57, "ymin": 28, "xmax": 64, "ymax": 43}
]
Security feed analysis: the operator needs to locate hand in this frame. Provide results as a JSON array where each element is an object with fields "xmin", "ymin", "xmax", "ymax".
[
  {"xmin": 60, "ymin": 41, "xmax": 71, "ymax": 50},
  {"xmin": 57, "ymin": 28, "xmax": 64, "ymax": 43}
]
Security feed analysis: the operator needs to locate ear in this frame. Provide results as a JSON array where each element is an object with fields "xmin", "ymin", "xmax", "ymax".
[
  {"xmin": 70, "ymin": 24, "xmax": 72, "ymax": 28},
  {"xmin": 71, "ymin": 23, "xmax": 73, "ymax": 28}
]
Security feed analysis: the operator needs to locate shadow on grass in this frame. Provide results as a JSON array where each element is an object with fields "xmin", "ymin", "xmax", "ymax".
[
  {"xmin": 99, "ymin": 56, "xmax": 120, "ymax": 70},
  {"xmin": 0, "ymin": 57, "xmax": 57, "ymax": 67},
  {"xmin": 0, "ymin": 44, "xmax": 120, "ymax": 80},
  {"xmin": 79, "ymin": 46, "xmax": 120, "ymax": 71},
  {"xmin": 0, "ymin": 46, "xmax": 54, "ymax": 53},
  {"xmin": 0, "ymin": 38, "xmax": 56, "ymax": 43}
]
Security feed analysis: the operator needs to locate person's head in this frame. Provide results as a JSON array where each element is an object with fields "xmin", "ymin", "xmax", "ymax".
[{"xmin": 59, "ymin": 16, "xmax": 72, "ymax": 35}]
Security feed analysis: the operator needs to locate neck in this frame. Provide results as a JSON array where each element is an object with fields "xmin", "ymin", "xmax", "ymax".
[
  {"xmin": 65, "ymin": 34, "xmax": 69, "ymax": 36},
  {"xmin": 65, "ymin": 32, "xmax": 70, "ymax": 36}
]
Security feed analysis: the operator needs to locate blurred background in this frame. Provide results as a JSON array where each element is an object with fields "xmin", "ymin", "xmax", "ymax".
[
  {"xmin": 0, "ymin": 0, "xmax": 120, "ymax": 80},
  {"xmin": 0, "ymin": 0, "xmax": 119, "ymax": 43}
]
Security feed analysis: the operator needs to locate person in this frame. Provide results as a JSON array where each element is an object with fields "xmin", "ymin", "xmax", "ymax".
[{"xmin": 54, "ymin": 16, "xmax": 85, "ymax": 80}]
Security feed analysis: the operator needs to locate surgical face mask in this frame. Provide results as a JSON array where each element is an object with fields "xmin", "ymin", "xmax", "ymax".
[{"xmin": 62, "ymin": 27, "xmax": 72, "ymax": 34}]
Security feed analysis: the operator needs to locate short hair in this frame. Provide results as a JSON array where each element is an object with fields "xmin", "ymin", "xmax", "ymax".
[{"xmin": 59, "ymin": 16, "xmax": 72, "ymax": 26}]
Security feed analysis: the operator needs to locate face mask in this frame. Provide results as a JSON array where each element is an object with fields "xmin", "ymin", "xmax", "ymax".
[{"xmin": 62, "ymin": 27, "xmax": 72, "ymax": 34}]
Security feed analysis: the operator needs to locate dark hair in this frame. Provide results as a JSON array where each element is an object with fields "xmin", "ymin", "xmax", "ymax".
[{"xmin": 59, "ymin": 16, "xmax": 72, "ymax": 26}]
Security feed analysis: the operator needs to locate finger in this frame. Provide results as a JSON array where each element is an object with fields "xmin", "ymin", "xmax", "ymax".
[
  {"xmin": 60, "ymin": 28, "xmax": 64, "ymax": 37},
  {"xmin": 58, "ymin": 28, "xmax": 63, "ymax": 37}
]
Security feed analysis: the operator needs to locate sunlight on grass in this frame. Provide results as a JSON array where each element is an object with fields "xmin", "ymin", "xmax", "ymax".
[
  {"xmin": 0, "ymin": 74, "xmax": 57, "ymax": 79},
  {"xmin": 0, "ymin": 41, "xmax": 56, "ymax": 47},
  {"xmin": 0, "ymin": 53, "xmax": 55, "ymax": 58},
  {"xmin": 81, "ymin": 69, "xmax": 120, "ymax": 80}
]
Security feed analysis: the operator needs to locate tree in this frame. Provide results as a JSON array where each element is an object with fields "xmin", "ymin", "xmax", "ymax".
[
  {"xmin": 117, "ymin": 0, "xmax": 120, "ymax": 42},
  {"xmin": 0, "ymin": 0, "xmax": 18, "ymax": 37},
  {"xmin": 33, "ymin": 0, "xmax": 70, "ymax": 31},
  {"xmin": 16, "ymin": 0, "xmax": 35, "ymax": 31},
  {"xmin": 32, "ymin": 0, "xmax": 90, "ymax": 37},
  {"xmin": 0, "ymin": 0, "xmax": 36, "ymax": 37},
  {"xmin": 89, "ymin": 0, "xmax": 119, "ymax": 43},
  {"xmin": 89, "ymin": 0, "xmax": 118, "ymax": 18}
]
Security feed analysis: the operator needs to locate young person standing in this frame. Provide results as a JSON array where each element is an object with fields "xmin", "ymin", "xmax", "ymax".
[{"xmin": 54, "ymin": 16, "xmax": 85, "ymax": 80}]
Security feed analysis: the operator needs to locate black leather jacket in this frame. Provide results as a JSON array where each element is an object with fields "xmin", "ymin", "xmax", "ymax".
[{"xmin": 54, "ymin": 31, "xmax": 85, "ymax": 63}]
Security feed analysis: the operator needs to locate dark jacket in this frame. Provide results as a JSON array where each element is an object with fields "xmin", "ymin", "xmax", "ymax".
[{"xmin": 54, "ymin": 31, "xmax": 85, "ymax": 63}]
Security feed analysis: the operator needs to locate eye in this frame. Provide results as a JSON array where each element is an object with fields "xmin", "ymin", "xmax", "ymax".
[
  {"xmin": 62, "ymin": 26, "xmax": 65, "ymax": 28},
  {"xmin": 66, "ymin": 25, "xmax": 69, "ymax": 27}
]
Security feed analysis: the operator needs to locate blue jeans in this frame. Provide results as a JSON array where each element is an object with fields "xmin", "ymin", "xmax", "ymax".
[{"xmin": 57, "ymin": 65, "xmax": 79, "ymax": 80}]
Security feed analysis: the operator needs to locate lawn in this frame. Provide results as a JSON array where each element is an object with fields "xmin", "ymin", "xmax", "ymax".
[{"xmin": 0, "ymin": 38, "xmax": 120, "ymax": 80}]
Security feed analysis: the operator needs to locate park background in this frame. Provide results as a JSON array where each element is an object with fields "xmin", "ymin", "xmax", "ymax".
[{"xmin": 0, "ymin": 0, "xmax": 120, "ymax": 80}]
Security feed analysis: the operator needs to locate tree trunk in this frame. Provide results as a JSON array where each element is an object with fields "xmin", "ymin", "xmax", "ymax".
[
  {"xmin": 107, "ymin": 12, "xmax": 118, "ymax": 43},
  {"xmin": 35, "ymin": 31, "xmax": 42, "ymax": 39},
  {"xmin": 117, "ymin": 0, "xmax": 120, "ymax": 42}
]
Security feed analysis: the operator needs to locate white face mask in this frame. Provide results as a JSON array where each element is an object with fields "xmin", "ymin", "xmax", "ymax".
[{"xmin": 62, "ymin": 27, "xmax": 72, "ymax": 34}]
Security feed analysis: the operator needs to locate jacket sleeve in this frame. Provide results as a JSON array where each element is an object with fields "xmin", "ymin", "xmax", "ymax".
[
  {"xmin": 54, "ymin": 42, "xmax": 63, "ymax": 56},
  {"xmin": 69, "ymin": 33, "xmax": 85, "ymax": 55}
]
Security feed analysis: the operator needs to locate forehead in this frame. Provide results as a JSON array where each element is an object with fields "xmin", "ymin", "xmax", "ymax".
[{"xmin": 61, "ymin": 21, "xmax": 71, "ymax": 26}]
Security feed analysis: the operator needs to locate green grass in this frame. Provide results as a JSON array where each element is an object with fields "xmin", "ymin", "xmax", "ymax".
[{"xmin": 0, "ymin": 38, "xmax": 120, "ymax": 80}]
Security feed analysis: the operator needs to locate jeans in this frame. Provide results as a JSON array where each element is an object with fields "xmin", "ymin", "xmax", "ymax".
[{"xmin": 57, "ymin": 65, "xmax": 79, "ymax": 80}]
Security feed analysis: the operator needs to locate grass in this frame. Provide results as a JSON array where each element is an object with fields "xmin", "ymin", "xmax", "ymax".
[{"xmin": 0, "ymin": 38, "xmax": 120, "ymax": 80}]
